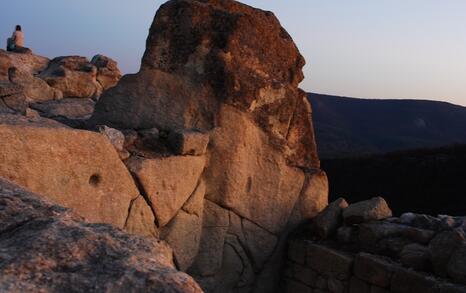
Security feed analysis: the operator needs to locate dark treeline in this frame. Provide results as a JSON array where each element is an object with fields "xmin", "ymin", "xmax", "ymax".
[{"xmin": 322, "ymin": 144, "xmax": 466, "ymax": 216}]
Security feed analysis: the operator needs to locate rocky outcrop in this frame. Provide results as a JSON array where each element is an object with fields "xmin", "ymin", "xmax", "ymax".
[
  {"xmin": 0, "ymin": 49, "xmax": 120, "ymax": 121},
  {"xmin": 0, "ymin": 114, "xmax": 139, "ymax": 229},
  {"xmin": 283, "ymin": 198, "xmax": 466, "ymax": 292},
  {"xmin": 89, "ymin": 0, "xmax": 328, "ymax": 292},
  {"xmin": 39, "ymin": 56, "xmax": 103, "ymax": 99},
  {"xmin": 0, "ymin": 177, "xmax": 202, "ymax": 293}
]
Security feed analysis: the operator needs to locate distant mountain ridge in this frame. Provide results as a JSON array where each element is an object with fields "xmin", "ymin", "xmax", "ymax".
[{"xmin": 308, "ymin": 93, "xmax": 466, "ymax": 158}]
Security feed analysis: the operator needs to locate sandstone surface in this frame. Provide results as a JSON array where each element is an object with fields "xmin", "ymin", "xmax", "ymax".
[
  {"xmin": 0, "ymin": 116, "xmax": 139, "ymax": 228},
  {"xmin": 39, "ymin": 56, "xmax": 103, "ymax": 99},
  {"xmin": 126, "ymin": 155, "xmax": 206, "ymax": 227},
  {"xmin": 88, "ymin": 1, "xmax": 328, "ymax": 291},
  {"xmin": 0, "ymin": 177, "xmax": 202, "ymax": 293},
  {"xmin": 0, "ymin": 50, "xmax": 120, "ymax": 121}
]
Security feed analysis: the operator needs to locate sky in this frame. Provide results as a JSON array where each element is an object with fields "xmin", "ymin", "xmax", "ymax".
[{"xmin": 1, "ymin": 1, "xmax": 466, "ymax": 106}]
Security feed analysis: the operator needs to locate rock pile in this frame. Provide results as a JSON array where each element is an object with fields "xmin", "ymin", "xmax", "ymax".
[
  {"xmin": 0, "ymin": 49, "xmax": 121, "ymax": 126},
  {"xmin": 283, "ymin": 197, "xmax": 466, "ymax": 292},
  {"xmin": 0, "ymin": 178, "xmax": 201, "ymax": 292}
]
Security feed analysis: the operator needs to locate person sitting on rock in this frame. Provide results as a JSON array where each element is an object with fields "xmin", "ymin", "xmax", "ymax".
[{"xmin": 7, "ymin": 25, "xmax": 25, "ymax": 52}]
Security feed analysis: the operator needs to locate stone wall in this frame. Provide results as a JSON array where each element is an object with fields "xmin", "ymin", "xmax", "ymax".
[
  {"xmin": 282, "ymin": 197, "xmax": 466, "ymax": 293},
  {"xmin": 284, "ymin": 240, "xmax": 466, "ymax": 293}
]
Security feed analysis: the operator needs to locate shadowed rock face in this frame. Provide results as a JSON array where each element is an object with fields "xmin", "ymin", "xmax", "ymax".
[
  {"xmin": 90, "ymin": 1, "xmax": 328, "ymax": 292},
  {"xmin": 0, "ymin": 178, "xmax": 202, "ymax": 293}
]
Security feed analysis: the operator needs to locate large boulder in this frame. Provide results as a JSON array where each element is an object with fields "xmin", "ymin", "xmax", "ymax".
[
  {"xmin": 90, "ymin": 0, "xmax": 319, "ymax": 168},
  {"xmin": 0, "ymin": 115, "xmax": 140, "ymax": 229},
  {"xmin": 90, "ymin": 0, "xmax": 328, "ymax": 291},
  {"xmin": 0, "ymin": 177, "xmax": 202, "ymax": 292}
]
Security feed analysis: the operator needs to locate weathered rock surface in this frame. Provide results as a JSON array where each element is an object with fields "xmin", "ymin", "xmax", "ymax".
[
  {"xmin": 204, "ymin": 105, "xmax": 306, "ymax": 234},
  {"xmin": 288, "ymin": 170, "xmax": 329, "ymax": 226},
  {"xmin": 91, "ymin": 54, "xmax": 122, "ymax": 90},
  {"xmin": 168, "ymin": 129, "xmax": 210, "ymax": 156},
  {"xmin": 90, "ymin": 0, "xmax": 319, "ymax": 168},
  {"xmin": 8, "ymin": 66, "xmax": 63, "ymax": 102},
  {"xmin": 0, "ymin": 177, "xmax": 202, "ymax": 293},
  {"xmin": 343, "ymin": 197, "xmax": 392, "ymax": 225},
  {"xmin": 312, "ymin": 197, "xmax": 348, "ymax": 239},
  {"xmin": 124, "ymin": 195, "xmax": 158, "ymax": 237},
  {"xmin": 0, "ymin": 49, "xmax": 120, "ymax": 122},
  {"xmin": 31, "ymin": 98, "xmax": 95, "ymax": 120},
  {"xmin": 284, "ymin": 197, "xmax": 466, "ymax": 292},
  {"xmin": 89, "ymin": 0, "xmax": 327, "ymax": 291},
  {"xmin": 0, "ymin": 116, "xmax": 139, "ymax": 228},
  {"xmin": 430, "ymin": 230, "xmax": 466, "ymax": 277},
  {"xmin": 0, "ymin": 49, "xmax": 49, "ymax": 80},
  {"xmin": 39, "ymin": 56, "xmax": 103, "ymax": 99},
  {"xmin": 126, "ymin": 155, "xmax": 206, "ymax": 227}
]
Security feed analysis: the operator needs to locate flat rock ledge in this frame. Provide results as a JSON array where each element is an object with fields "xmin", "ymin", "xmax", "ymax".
[{"xmin": 0, "ymin": 177, "xmax": 202, "ymax": 293}]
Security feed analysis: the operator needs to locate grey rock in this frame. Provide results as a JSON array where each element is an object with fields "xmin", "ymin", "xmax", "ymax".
[
  {"xmin": 447, "ymin": 244, "xmax": 466, "ymax": 285},
  {"xmin": 429, "ymin": 230, "xmax": 465, "ymax": 277},
  {"xmin": 400, "ymin": 243, "xmax": 431, "ymax": 271},
  {"xmin": 349, "ymin": 277, "xmax": 371, "ymax": 293},
  {"xmin": 343, "ymin": 197, "xmax": 392, "ymax": 225},
  {"xmin": 306, "ymin": 242, "xmax": 354, "ymax": 279},
  {"xmin": 354, "ymin": 253, "xmax": 395, "ymax": 288},
  {"xmin": 312, "ymin": 198, "xmax": 349, "ymax": 239},
  {"xmin": 390, "ymin": 267, "xmax": 436, "ymax": 293},
  {"xmin": 98, "ymin": 125, "xmax": 125, "ymax": 151},
  {"xmin": 0, "ymin": 177, "xmax": 202, "ymax": 293}
]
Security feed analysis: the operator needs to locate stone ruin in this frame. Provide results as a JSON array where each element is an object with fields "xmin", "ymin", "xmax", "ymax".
[
  {"xmin": 283, "ymin": 197, "xmax": 466, "ymax": 293},
  {"xmin": 0, "ymin": 0, "xmax": 464, "ymax": 292}
]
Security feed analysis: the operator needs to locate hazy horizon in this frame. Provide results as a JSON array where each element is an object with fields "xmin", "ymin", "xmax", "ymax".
[{"xmin": 1, "ymin": 0, "xmax": 466, "ymax": 106}]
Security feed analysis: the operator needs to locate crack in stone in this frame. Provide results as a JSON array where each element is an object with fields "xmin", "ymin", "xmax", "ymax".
[{"xmin": 128, "ymin": 170, "xmax": 160, "ymax": 228}]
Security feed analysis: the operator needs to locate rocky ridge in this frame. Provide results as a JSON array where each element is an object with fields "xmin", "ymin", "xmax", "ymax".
[{"xmin": 0, "ymin": 49, "xmax": 121, "ymax": 127}]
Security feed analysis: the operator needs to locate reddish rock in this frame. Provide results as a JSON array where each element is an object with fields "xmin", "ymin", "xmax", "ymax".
[
  {"xmin": 91, "ymin": 54, "xmax": 122, "ymax": 90},
  {"xmin": 125, "ymin": 155, "xmax": 205, "ymax": 227},
  {"xmin": 0, "ymin": 115, "xmax": 140, "ymax": 229},
  {"xmin": 39, "ymin": 56, "xmax": 102, "ymax": 99},
  {"xmin": 89, "ymin": 0, "xmax": 327, "ymax": 291}
]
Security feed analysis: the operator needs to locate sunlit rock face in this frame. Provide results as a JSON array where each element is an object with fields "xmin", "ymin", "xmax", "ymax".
[
  {"xmin": 0, "ymin": 178, "xmax": 202, "ymax": 293},
  {"xmin": 92, "ymin": 0, "xmax": 328, "ymax": 291},
  {"xmin": 0, "ymin": 49, "xmax": 121, "ymax": 125}
]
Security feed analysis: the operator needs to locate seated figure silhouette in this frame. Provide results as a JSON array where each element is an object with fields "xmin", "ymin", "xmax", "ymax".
[{"xmin": 7, "ymin": 25, "xmax": 26, "ymax": 52}]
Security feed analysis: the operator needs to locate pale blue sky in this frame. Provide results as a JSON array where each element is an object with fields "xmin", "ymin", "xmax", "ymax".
[{"xmin": 2, "ymin": 1, "xmax": 466, "ymax": 106}]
